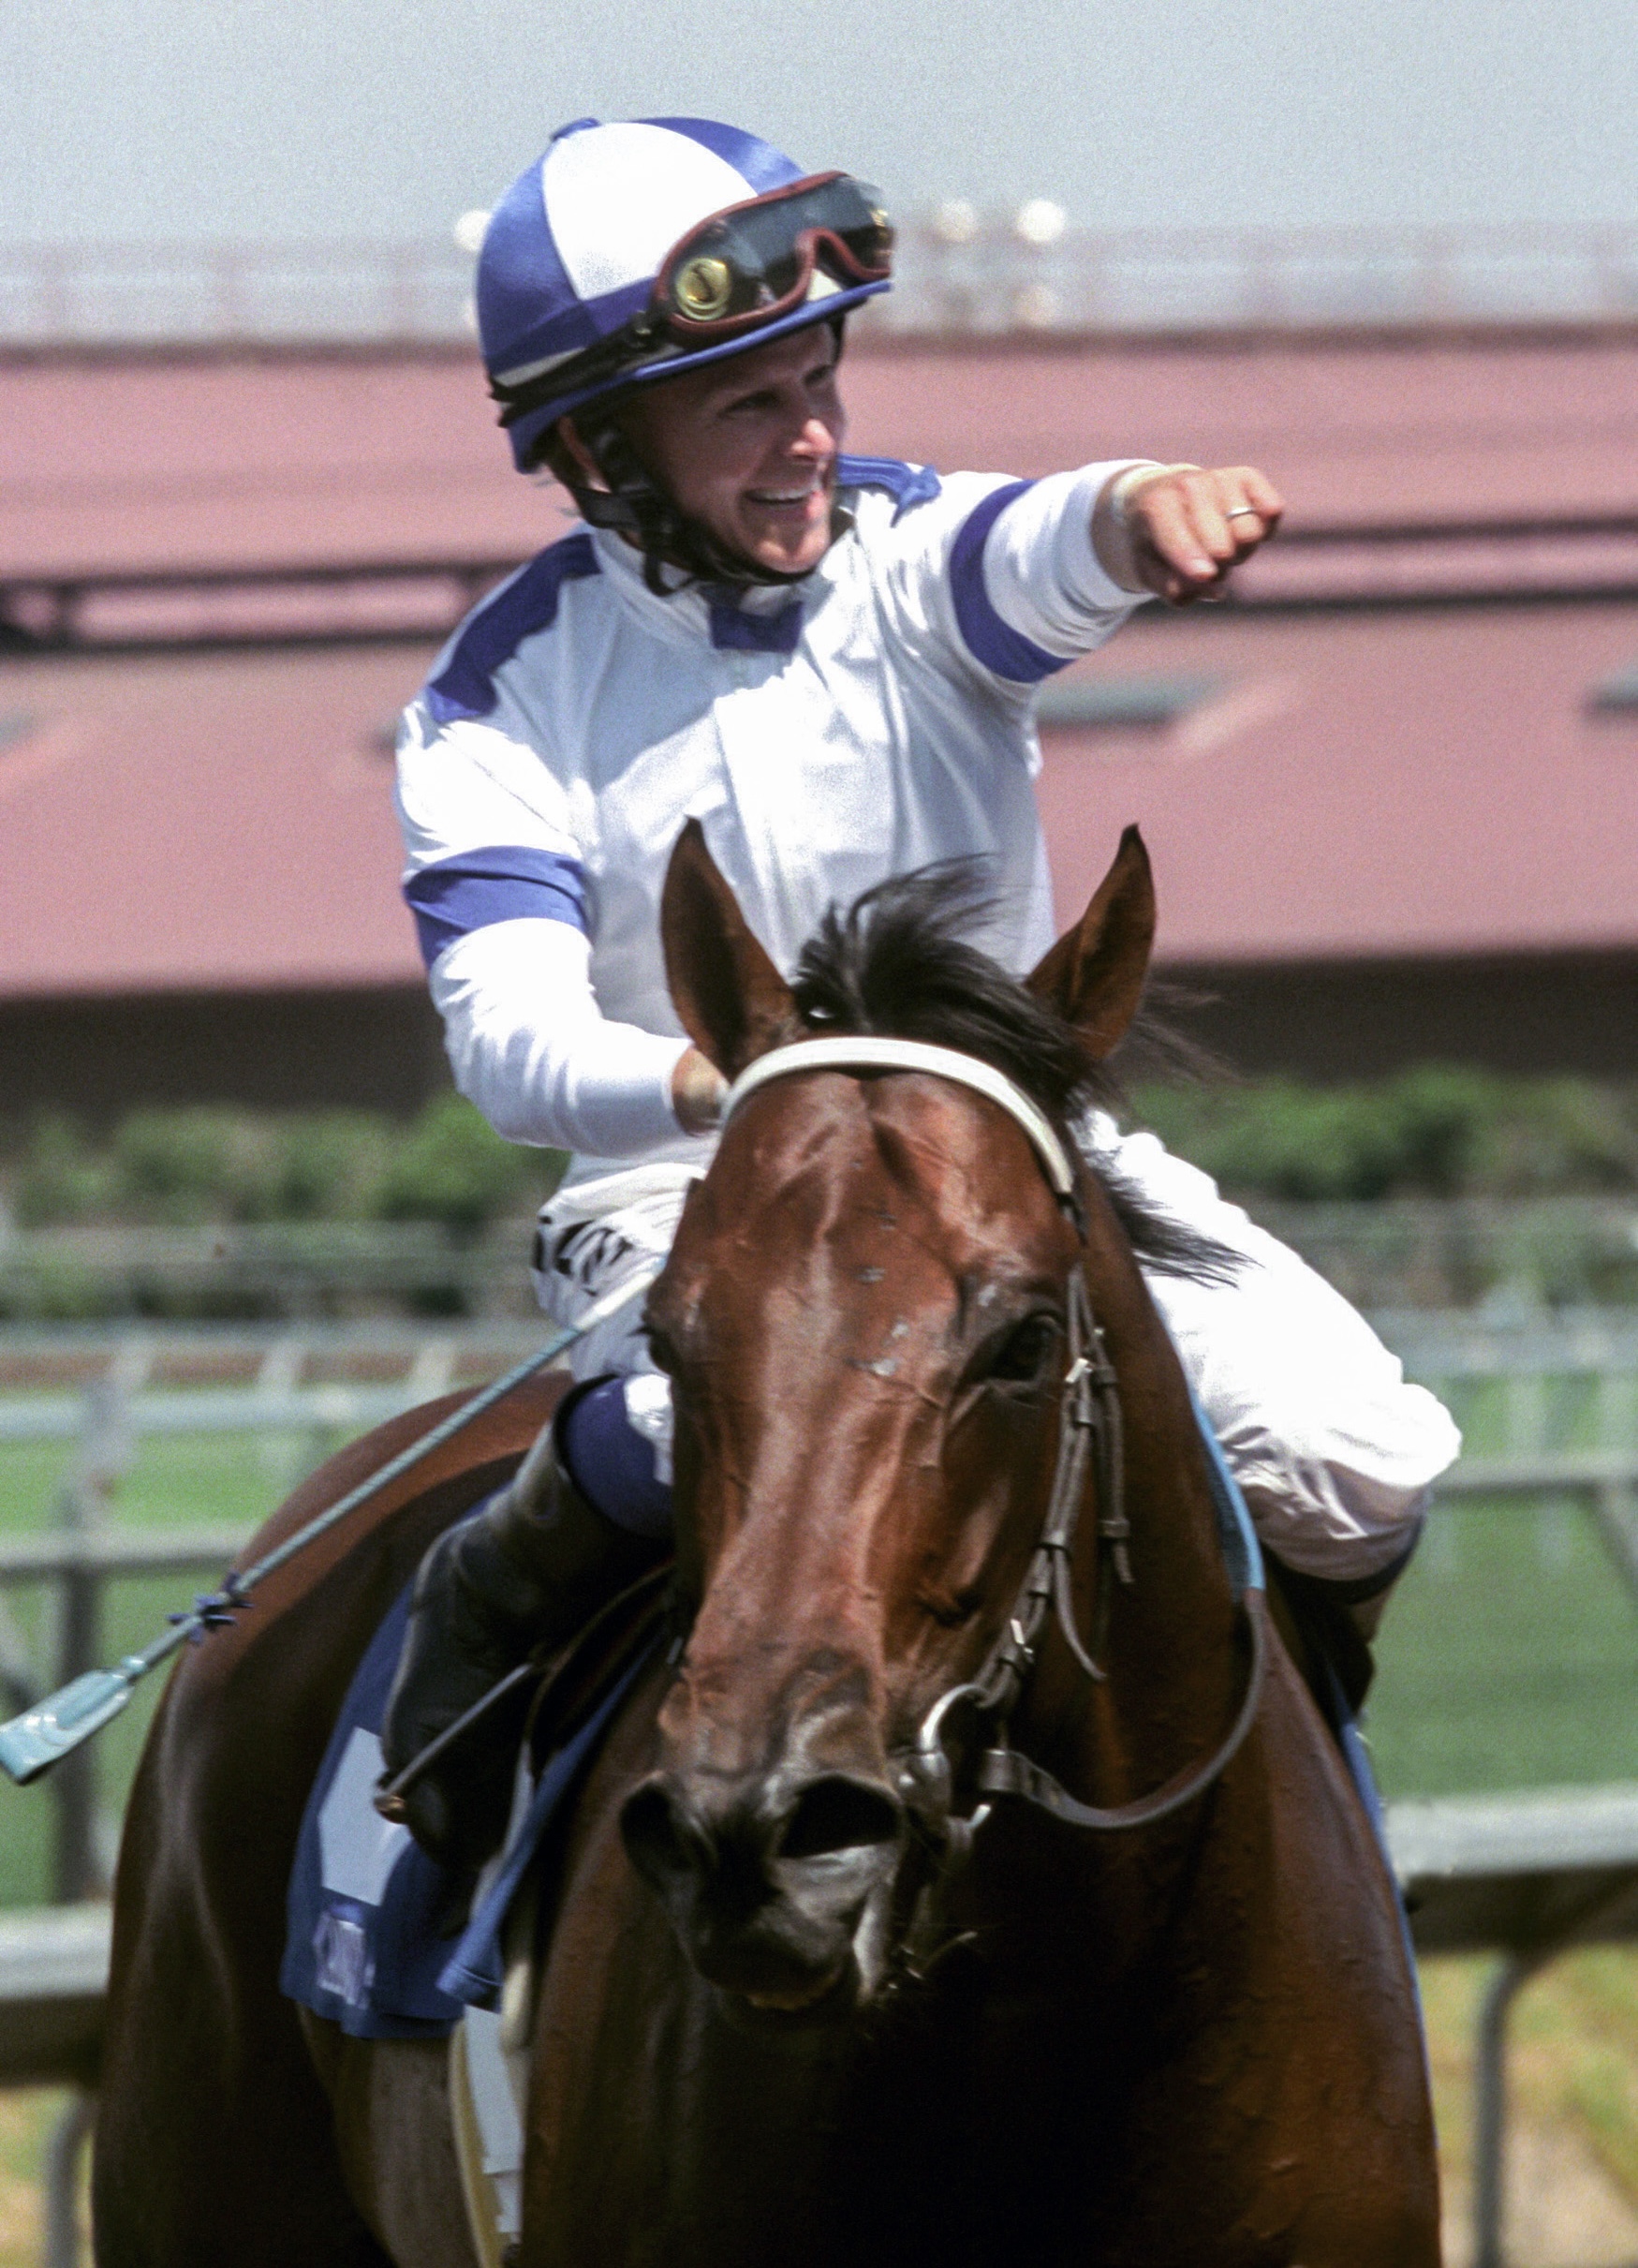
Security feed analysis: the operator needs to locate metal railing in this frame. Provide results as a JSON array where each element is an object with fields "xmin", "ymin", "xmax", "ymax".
[
  {"xmin": 0, "ymin": 1303, "xmax": 1632, "ymax": 1906},
  {"xmin": 5, "ymin": 221, "xmax": 1638, "ymax": 348},
  {"xmin": 900, "ymin": 217, "xmax": 1638, "ymax": 336},
  {"xmin": 2, "ymin": 1301, "xmax": 1634, "ymax": 1429},
  {"xmin": 0, "ymin": 1906, "xmax": 106, "ymax": 2268},
  {"xmin": 0, "ymin": 1321, "xmax": 553, "ymax": 1901},
  {"xmin": 0, "ymin": 240, "xmax": 475, "ymax": 348}
]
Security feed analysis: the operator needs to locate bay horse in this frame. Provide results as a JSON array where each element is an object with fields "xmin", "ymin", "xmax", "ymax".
[{"xmin": 95, "ymin": 825, "xmax": 1439, "ymax": 2267}]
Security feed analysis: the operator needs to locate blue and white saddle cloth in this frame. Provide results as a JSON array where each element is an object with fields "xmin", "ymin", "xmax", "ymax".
[{"xmin": 281, "ymin": 1579, "xmax": 651, "ymax": 2040}]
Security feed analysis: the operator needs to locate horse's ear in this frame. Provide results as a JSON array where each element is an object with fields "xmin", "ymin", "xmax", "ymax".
[
  {"xmin": 1025, "ymin": 824, "xmax": 1156, "ymax": 1059},
  {"xmin": 661, "ymin": 819, "xmax": 798, "ymax": 1078}
]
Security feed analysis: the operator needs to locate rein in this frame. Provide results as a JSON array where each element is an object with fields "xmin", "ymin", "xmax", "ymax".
[{"xmin": 721, "ymin": 1036, "xmax": 1267, "ymax": 1856}]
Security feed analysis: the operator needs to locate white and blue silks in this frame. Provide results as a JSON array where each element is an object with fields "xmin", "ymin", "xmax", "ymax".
[
  {"xmin": 394, "ymin": 459, "xmax": 1460, "ymax": 1587},
  {"xmin": 396, "ymin": 457, "xmax": 1118, "ymax": 1169}
]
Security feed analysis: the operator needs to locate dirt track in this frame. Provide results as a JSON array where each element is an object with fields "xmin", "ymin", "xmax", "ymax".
[{"xmin": 1441, "ymin": 2117, "xmax": 1638, "ymax": 2268}]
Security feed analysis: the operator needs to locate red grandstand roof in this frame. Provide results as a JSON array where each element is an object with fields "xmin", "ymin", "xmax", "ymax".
[
  {"xmin": 1040, "ymin": 604, "xmax": 1638, "ymax": 963},
  {"xmin": 0, "ymin": 600, "xmax": 1633, "ymax": 999},
  {"xmin": 0, "ymin": 646, "xmax": 416, "ymax": 995},
  {"xmin": 4, "ymin": 329, "xmax": 1638, "ymax": 579},
  {"xmin": 1, "ymin": 329, "xmax": 1634, "ymax": 999},
  {"xmin": 0, "ymin": 352, "xmax": 545, "ymax": 580}
]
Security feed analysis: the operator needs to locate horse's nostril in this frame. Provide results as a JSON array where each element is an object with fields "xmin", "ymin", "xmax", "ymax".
[
  {"xmin": 621, "ymin": 1780, "xmax": 699, "ymax": 1889},
  {"xmin": 623, "ymin": 1770, "xmax": 903, "ymax": 1899},
  {"xmin": 776, "ymin": 1775, "xmax": 903, "ymax": 1863}
]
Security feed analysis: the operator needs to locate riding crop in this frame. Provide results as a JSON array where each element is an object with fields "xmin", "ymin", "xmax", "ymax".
[{"xmin": 0, "ymin": 1266, "xmax": 662, "ymax": 1786}]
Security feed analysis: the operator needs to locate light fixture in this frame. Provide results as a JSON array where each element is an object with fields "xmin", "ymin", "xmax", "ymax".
[{"xmin": 1013, "ymin": 199, "xmax": 1067, "ymax": 248}]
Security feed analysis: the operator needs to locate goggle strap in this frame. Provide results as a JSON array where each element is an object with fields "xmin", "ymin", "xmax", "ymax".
[{"xmin": 489, "ymin": 174, "xmax": 891, "ymax": 429}]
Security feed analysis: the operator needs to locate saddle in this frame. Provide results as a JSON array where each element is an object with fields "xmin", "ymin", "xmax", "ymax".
[
  {"xmin": 282, "ymin": 1564, "xmax": 671, "ymax": 2260},
  {"xmin": 281, "ymin": 1564, "xmax": 671, "ymax": 2039}
]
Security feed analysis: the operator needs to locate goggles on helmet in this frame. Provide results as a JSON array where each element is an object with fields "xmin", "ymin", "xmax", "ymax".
[
  {"xmin": 654, "ymin": 171, "xmax": 893, "ymax": 339},
  {"xmin": 490, "ymin": 170, "xmax": 893, "ymax": 437}
]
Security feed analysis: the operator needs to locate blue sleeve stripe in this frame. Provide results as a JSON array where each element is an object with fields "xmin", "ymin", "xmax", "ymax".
[
  {"xmin": 426, "ymin": 535, "xmax": 601, "ymax": 724},
  {"xmin": 948, "ymin": 481, "xmax": 1073, "ymax": 684},
  {"xmin": 404, "ymin": 846, "xmax": 588, "ymax": 969}
]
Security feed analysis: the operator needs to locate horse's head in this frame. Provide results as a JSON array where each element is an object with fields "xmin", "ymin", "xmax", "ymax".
[{"xmin": 621, "ymin": 823, "xmax": 1166, "ymax": 2014}]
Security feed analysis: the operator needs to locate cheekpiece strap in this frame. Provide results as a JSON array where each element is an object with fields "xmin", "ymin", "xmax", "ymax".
[{"xmin": 976, "ymin": 1590, "xmax": 1268, "ymax": 1833}]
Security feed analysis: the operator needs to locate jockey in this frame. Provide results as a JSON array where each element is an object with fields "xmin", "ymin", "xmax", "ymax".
[{"xmin": 379, "ymin": 116, "xmax": 1460, "ymax": 1871}]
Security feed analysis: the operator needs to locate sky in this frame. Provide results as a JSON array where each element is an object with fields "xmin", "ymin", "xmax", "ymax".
[{"xmin": 2, "ymin": 0, "xmax": 1636, "ymax": 247}]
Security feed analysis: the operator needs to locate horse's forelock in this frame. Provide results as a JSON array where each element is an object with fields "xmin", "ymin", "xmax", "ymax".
[
  {"xmin": 791, "ymin": 864, "xmax": 1097, "ymax": 1119},
  {"xmin": 789, "ymin": 863, "xmax": 1239, "ymax": 1288}
]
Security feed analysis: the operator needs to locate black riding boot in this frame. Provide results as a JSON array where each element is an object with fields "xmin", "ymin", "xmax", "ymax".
[{"xmin": 377, "ymin": 1411, "xmax": 663, "ymax": 1877}]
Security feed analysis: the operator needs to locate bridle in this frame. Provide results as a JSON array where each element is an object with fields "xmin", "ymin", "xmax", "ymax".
[{"xmin": 722, "ymin": 1037, "xmax": 1268, "ymax": 1868}]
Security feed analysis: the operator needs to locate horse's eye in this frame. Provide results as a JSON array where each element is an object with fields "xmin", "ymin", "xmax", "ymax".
[{"xmin": 988, "ymin": 1314, "xmax": 1058, "ymax": 1386}]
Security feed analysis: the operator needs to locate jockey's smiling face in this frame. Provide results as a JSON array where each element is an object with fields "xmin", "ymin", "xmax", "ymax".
[{"xmin": 616, "ymin": 324, "xmax": 847, "ymax": 578}]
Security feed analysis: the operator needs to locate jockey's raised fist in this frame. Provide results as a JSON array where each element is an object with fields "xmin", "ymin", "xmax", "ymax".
[{"xmin": 1096, "ymin": 462, "xmax": 1284, "ymax": 605}]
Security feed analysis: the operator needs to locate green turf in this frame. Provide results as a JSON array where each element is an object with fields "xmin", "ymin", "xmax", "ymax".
[
  {"xmin": 1367, "ymin": 1364, "xmax": 1638, "ymax": 1797},
  {"xmin": 0, "ymin": 1429, "xmax": 296, "ymax": 1909},
  {"xmin": 1367, "ymin": 1495, "xmax": 1638, "ymax": 1797}
]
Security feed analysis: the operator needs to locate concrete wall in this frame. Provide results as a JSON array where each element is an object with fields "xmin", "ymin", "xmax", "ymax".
[
  {"xmin": 1167, "ymin": 950, "xmax": 1638, "ymax": 1082},
  {"xmin": 0, "ymin": 986, "xmax": 448, "ymax": 1126},
  {"xmin": 4, "ymin": 948, "xmax": 1636, "ymax": 1134}
]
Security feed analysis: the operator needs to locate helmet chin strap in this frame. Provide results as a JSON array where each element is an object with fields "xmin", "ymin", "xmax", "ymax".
[
  {"xmin": 570, "ymin": 419, "xmax": 826, "ymax": 595},
  {"xmin": 559, "ymin": 314, "xmax": 849, "ymax": 597}
]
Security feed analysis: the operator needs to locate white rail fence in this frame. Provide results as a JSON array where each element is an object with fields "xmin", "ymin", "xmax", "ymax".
[
  {"xmin": 0, "ymin": 1310, "xmax": 1633, "ymax": 1894},
  {"xmin": 0, "ymin": 1322, "xmax": 549, "ymax": 1900},
  {"xmin": 4, "ymin": 1198, "xmax": 1634, "ymax": 1324}
]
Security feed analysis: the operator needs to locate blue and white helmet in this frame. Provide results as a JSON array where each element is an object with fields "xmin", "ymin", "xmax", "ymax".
[{"xmin": 477, "ymin": 117, "xmax": 894, "ymax": 471}]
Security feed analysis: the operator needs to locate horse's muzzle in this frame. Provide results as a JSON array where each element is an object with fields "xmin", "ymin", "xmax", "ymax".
[{"xmin": 621, "ymin": 1765, "xmax": 906, "ymax": 2008}]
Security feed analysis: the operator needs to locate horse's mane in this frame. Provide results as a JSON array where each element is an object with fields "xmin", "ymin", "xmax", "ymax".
[{"xmin": 789, "ymin": 862, "xmax": 1239, "ymax": 1284}]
